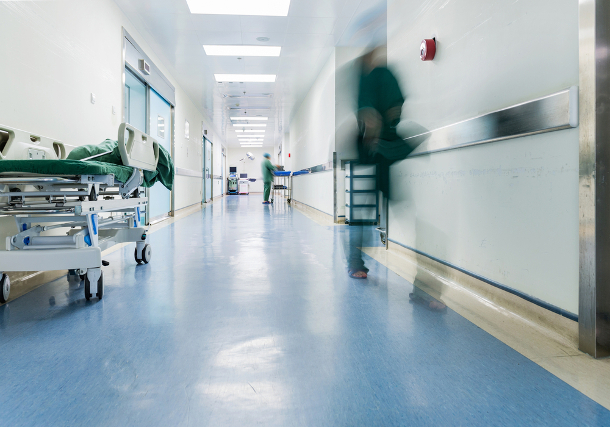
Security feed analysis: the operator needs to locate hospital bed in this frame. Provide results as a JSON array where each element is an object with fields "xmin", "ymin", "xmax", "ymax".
[{"xmin": 0, "ymin": 123, "xmax": 159, "ymax": 303}]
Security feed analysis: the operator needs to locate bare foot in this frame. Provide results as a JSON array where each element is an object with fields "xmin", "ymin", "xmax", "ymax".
[
  {"xmin": 348, "ymin": 270, "xmax": 368, "ymax": 279},
  {"xmin": 428, "ymin": 300, "xmax": 446, "ymax": 311}
]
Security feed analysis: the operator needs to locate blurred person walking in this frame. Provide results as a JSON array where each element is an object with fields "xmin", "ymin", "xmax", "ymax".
[{"xmin": 343, "ymin": 45, "xmax": 445, "ymax": 311}]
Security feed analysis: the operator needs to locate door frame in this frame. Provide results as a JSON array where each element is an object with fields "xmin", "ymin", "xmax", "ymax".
[{"xmin": 122, "ymin": 29, "xmax": 176, "ymax": 224}]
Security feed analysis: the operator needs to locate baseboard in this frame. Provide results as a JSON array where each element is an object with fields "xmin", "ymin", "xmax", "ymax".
[
  {"xmin": 385, "ymin": 241, "xmax": 578, "ymax": 346},
  {"xmin": 290, "ymin": 199, "xmax": 335, "ymax": 226}
]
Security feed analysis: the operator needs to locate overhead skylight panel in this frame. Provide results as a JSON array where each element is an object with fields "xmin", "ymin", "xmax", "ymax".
[
  {"xmin": 215, "ymin": 74, "xmax": 276, "ymax": 83},
  {"xmin": 204, "ymin": 46, "xmax": 281, "ymax": 57},
  {"xmin": 186, "ymin": 0, "xmax": 291, "ymax": 16}
]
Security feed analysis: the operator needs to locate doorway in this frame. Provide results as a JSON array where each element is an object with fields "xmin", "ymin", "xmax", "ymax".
[{"xmin": 204, "ymin": 138, "xmax": 212, "ymax": 202}]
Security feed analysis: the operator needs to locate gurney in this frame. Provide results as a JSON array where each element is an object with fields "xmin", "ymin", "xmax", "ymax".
[
  {"xmin": 271, "ymin": 170, "xmax": 309, "ymax": 203},
  {"xmin": 0, "ymin": 123, "xmax": 164, "ymax": 303}
]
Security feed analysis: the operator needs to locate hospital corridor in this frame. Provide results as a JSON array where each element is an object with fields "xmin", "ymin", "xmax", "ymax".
[{"xmin": 2, "ymin": 0, "xmax": 610, "ymax": 425}]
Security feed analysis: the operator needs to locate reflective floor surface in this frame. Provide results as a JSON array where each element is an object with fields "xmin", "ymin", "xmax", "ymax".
[{"xmin": 1, "ymin": 195, "xmax": 609, "ymax": 426}]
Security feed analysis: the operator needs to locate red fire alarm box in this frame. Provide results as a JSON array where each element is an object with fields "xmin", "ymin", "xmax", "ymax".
[{"xmin": 420, "ymin": 38, "xmax": 436, "ymax": 61}]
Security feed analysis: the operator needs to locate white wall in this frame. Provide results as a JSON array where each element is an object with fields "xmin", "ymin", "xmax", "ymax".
[
  {"xmin": 291, "ymin": 172, "xmax": 334, "ymax": 216},
  {"xmin": 0, "ymin": 0, "xmax": 223, "ymax": 218},
  {"xmin": 387, "ymin": 0, "xmax": 579, "ymax": 313},
  {"xmin": 226, "ymin": 147, "xmax": 269, "ymax": 193},
  {"xmin": 287, "ymin": 53, "xmax": 336, "ymax": 215},
  {"xmin": 286, "ymin": 53, "xmax": 336, "ymax": 172}
]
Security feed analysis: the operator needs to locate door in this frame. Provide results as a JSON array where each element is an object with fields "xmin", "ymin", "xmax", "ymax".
[
  {"xmin": 148, "ymin": 89, "xmax": 171, "ymax": 220},
  {"xmin": 124, "ymin": 69, "xmax": 147, "ymax": 134},
  {"xmin": 204, "ymin": 138, "xmax": 212, "ymax": 202}
]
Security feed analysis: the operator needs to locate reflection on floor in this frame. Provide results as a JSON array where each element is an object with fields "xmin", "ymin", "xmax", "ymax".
[{"xmin": 0, "ymin": 195, "xmax": 609, "ymax": 426}]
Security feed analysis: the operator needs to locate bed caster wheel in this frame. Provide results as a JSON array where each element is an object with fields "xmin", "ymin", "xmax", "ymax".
[
  {"xmin": 135, "ymin": 244, "xmax": 152, "ymax": 265},
  {"xmin": 85, "ymin": 271, "xmax": 103, "ymax": 301},
  {"xmin": 0, "ymin": 273, "xmax": 10, "ymax": 304}
]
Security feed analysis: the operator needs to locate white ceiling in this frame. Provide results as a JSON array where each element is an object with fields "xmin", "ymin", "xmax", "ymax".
[{"xmin": 114, "ymin": 0, "xmax": 386, "ymax": 148}]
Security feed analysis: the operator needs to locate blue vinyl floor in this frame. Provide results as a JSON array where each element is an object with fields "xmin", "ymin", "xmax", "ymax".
[{"xmin": 1, "ymin": 195, "xmax": 609, "ymax": 426}]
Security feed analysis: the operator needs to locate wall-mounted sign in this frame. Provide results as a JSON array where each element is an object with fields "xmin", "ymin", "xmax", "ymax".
[{"xmin": 185, "ymin": 120, "xmax": 190, "ymax": 140}]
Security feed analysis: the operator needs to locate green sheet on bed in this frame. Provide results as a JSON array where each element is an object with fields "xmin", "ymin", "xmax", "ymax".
[
  {"xmin": 67, "ymin": 139, "xmax": 174, "ymax": 190},
  {"xmin": 0, "ymin": 159, "xmax": 136, "ymax": 184},
  {"xmin": 0, "ymin": 138, "xmax": 174, "ymax": 190}
]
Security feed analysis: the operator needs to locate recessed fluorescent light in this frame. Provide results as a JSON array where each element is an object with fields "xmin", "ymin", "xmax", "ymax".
[
  {"xmin": 215, "ymin": 74, "xmax": 276, "ymax": 83},
  {"xmin": 186, "ymin": 0, "xmax": 291, "ymax": 16},
  {"xmin": 204, "ymin": 46, "xmax": 281, "ymax": 57},
  {"xmin": 236, "ymin": 130, "xmax": 266, "ymax": 133},
  {"xmin": 233, "ymin": 124, "xmax": 266, "ymax": 127},
  {"xmin": 239, "ymin": 140, "xmax": 264, "ymax": 142},
  {"xmin": 230, "ymin": 117, "xmax": 268, "ymax": 121}
]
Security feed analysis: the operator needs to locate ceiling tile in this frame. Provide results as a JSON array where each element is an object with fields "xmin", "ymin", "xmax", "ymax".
[
  {"xmin": 209, "ymin": 57, "xmax": 247, "ymax": 73},
  {"xmin": 239, "ymin": 16, "xmax": 289, "ymax": 33},
  {"xmin": 197, "ymin": 31, "xmax": 243, "ymax": 45},
  {"xmin": 191, "ymin": 15, "xmax": 242, "ymax": 32},
  {"xmin": 243, "ymin": 56, "xmax": 280, "ymax": 72},
  {"xmin": 135, "ymin": 0, "xmax": 191, "ymax": 15},
  {"xmin": 287, "ymin": 0, "xmax": 350, "ymax": 18},
  {"xmin": 286, "ymin": 17, "xmax": 336, "ymax": 34},
  {"xmin": 240, "ymin": 32, "xmax": 287, "ymax": 46}
]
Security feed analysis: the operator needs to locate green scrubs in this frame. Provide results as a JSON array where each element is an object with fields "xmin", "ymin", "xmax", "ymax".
[{"xmin": 261, "ymin": 158, "xmax": 277, "ymax": 202}]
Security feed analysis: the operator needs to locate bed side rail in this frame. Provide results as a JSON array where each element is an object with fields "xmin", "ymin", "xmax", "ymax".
[
  {"xmin": 118, "ymin": 123, "xmax": 159, "ymax": 172},
  {"xmin": 0, "ymin": 124, "xmax": 66, "ymax": 160}
]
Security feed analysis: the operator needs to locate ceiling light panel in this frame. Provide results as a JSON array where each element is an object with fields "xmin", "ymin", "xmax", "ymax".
[
  {"xmin": 186, "ymin": 0, "xmax": 291, "ymax": 16},
  {"xmin": 235, "ymin": 130, "xmax": 266, "ymax": 133},
  {"xmin": 233, "ymin": 124, "xmax": 267, "ymax": 127},
  {"xmin": 204, "ymin": 46, "xmax": 281, "ymax": 56},
  {"xmin": 215, "ymin": 74, "xmax": 276, "ymax": 83},
  {"xmin": 230, "ymin": 117, "xmax": 268, "ymax": 121}
]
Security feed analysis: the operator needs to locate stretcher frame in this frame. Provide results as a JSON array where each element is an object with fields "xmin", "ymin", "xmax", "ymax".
[
  {"xmin": 0, "ymin": 123, "xmax": 158, "ymax": 303},
  {"xmin": 271, "ymin": 170, "xmax": 309, "ymax": 204}
]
